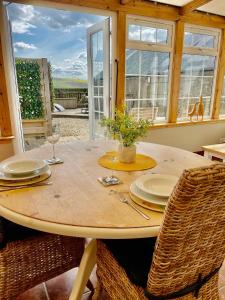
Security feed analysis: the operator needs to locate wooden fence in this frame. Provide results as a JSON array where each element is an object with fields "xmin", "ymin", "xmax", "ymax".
[{"xmin": 54, "ymin": 88, "xmax": 88, "ymax": 109}]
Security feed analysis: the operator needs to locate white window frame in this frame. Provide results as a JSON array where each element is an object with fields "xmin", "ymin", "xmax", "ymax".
[
  {"xmin": 127, "ymin": 16, "xmax": 174, "ymax": 52},
  {"xmin": 184, "ymin": 24, "xmax": 220, "ymax": 56},
  {"xmin": 178, "ymin": 24, "xmax": 221, "ymax": 121},
  {"xmin": 126, "ymin": 15, "xmax": 174, "ymax": 123}
]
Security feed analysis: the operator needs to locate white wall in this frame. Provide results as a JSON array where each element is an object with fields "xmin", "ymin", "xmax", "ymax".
[{"xmin": 144, "ymin": 122, "xmax": 225, "ymax": 152}]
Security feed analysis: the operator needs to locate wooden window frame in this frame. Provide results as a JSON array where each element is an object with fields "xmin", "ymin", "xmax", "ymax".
[{"xmin": 1, "ymin": 0, "xmax": 225, "ymax": 131}]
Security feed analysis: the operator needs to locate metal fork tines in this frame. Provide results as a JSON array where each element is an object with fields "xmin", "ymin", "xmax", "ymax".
[
  {"xmin": 118, "ymin": 192, "xmax": 150, "ymax": 220},
  {"xmin": 0, "ymin": 182, "xmax": 53, "ymax": 192}
]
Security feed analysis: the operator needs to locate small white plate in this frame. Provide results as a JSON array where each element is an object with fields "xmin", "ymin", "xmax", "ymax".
[
  {"xmin": 130, "ymin": 182, "xmax": 167, "ymax": 206},
  {"xmin": 0, "ymin": 159, "xmax": 47, "ymax": 177},
  {"xmin": 135, "ymin": 174, "xmax": 179, "ymax": 198},
  {"xmin": 0, "ymin": 165, "xmax": 50, "ymax": 181}
]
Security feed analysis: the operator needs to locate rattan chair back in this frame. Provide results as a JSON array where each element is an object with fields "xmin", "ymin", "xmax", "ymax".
[{"xmin": 147, "ymin": 163, "xmax": 225, "ymax": 299}]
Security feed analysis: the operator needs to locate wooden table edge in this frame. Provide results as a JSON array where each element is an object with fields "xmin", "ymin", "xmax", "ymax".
[
  {"xmin": 0, "ymin": 205, "xmax": 160, "ymax": 239},
  {"xmin": 201, "ymin": 146, "xmax": 225, "ymax": 158}
]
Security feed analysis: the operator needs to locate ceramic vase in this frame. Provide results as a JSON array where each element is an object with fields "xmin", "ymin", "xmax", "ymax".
[{"xmin": 118, "ymin": 144, "xmax": 136, "ymax": 163}]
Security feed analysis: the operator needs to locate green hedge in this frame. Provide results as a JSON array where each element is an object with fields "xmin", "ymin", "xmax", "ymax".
[{"xmin": 16, "ymin": 59, "xmax": 44, "ymax": 119}]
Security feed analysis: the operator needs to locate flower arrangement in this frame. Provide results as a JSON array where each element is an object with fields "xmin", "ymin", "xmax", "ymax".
[{"xmin": 100, "ymin": 110, "xmax": 151, "ymax": 147}]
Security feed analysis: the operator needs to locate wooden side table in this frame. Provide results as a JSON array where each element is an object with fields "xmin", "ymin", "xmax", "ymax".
[{"xmin": 202, "ymin": 144, "xmax": 225, "ymax": 162}]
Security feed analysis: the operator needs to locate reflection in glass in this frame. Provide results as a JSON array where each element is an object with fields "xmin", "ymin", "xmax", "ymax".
[
  {"xmin": 141, "ymin": 26, "xmax": 156, "ymax": 43},
  {"xmin": 125, "ymin": 49, "xmax": 170, "ymax": 122},
  {"xmin": 178, "ymin": 54, "xmax": 215, "ymax": 120},
  {"xmin": 128, "ymin": 24, "xmax": 141, "ymax": 40},
  {"xmin": 128, "ymin": 24, "xmax": 168, "ymax": 45},
  {"xmin": 184, "ymin": 31, "xmax": 215, "ymax": 49},
  {"xmin": 220, "ymin": 77, "xmax": 225, "ymax": 117}
]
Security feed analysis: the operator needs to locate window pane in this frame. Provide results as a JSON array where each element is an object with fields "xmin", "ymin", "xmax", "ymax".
[
  {"xmin": 220, "ymin": 77, "xmax": 225, "ymax": 116},
  {"xmin": 125, "ymin": 49, "xmax": 170, "ymax": 122},
  {"xmin": 141, "ymin": 26, "xmax": 156, "ymax": 43},
  {"xmin": 126, "ymin": 49, "xmax": 139, "ymax": 75},
  {"xmin": 184, "ymin": 31, "xmax": 215, "ymax": 49},
  {"xmin": 126, "ymin": 76, "xmax": 139, "ymax": 99},
  {"xmin": 178, "ymin": 54, "xmax": 216, "ymax": 120},
  {"xmin": 157, "ymin": 29, "xmax": 168, "ymax": 44},
  {"xmin": 128, "ymin": 24, "xmax": 141, "ymax": 41},
  {"xmin": 128, "ymin": 24, "xmax": 168, "ymax": 45}
]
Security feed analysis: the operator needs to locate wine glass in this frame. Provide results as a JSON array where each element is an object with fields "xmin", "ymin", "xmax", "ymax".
[{"xmin": 46, "ymin": 124, "xmax": 63, "ymax": 165}]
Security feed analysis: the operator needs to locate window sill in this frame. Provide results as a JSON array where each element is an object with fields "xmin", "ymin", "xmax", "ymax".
[
  {"xmin": 151, "ymin": 118, "xmax": 225, "ymax": 129},
  {"xmin": 0, "ymin": 136, "xmax": 15, "ymax": 144}
]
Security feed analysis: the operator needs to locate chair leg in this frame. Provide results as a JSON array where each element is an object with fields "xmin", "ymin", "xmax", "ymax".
[{"xmin": 92, "ymin": 280, "xmax": 103, "ymax": 300}]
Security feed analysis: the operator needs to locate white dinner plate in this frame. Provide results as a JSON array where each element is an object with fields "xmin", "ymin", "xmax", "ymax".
[
  {"xmin": 130, "ymin": 182, "xmax": 168, "ymax": 206},
  {"xmin": 0, "ymin": 165, "xmax": 50, "ymax": 181},
  {"xmin": 0, "ymin": 159, "xmax": 47, "ymax": 177},
  {"xmin": 0, "ymin": 169, "xmax": 51, "ymax": 187},
  {"xmin": 135, "ymin": 174, "xmax": 179, "ymax": 198}
]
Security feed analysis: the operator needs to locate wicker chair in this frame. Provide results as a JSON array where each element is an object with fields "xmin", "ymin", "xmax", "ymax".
[
  {"xmin": 0, "ymin": 232, "xmax": 86, "ymax": 300},
  {"xmin": 96, "ymin": 163, "xmax": 225, "ymax": 299}
]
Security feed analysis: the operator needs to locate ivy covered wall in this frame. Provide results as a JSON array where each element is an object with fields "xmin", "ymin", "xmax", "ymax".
[{"xmin": 16, "ymin": 59, "xmax": 44, "ymax": 119}]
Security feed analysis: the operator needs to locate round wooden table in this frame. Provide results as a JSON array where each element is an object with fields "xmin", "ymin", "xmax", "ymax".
[{"xmin": 0, "ymin": 141, "xmax": 212, "ymax": 300}]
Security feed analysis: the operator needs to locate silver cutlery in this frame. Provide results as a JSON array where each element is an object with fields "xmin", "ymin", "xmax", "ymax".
[
  {"xmin": 0, "ymin": 181, "xmax": 53, "ymax": 192},
  {"xmin": 118, "ymin": 192, "xmax": 150, "ymax": 220}
]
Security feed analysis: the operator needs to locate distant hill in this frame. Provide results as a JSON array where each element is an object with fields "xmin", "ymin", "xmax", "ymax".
[{"xmin": 53, "ymin": 78, "xmax": 88, "ymax": 89}]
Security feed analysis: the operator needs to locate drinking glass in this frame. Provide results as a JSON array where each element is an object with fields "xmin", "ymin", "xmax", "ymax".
[{"xmin": 46, "ymin": 124, "xmax": 63, "ymax": 165}]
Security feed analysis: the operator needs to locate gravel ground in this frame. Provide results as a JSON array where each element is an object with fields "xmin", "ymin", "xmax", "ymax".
[
  {"xmin": 24, "ymin": 117, "xmax": 89, "ymax": 150},
  {"xmin": 52, "ymin": 118, "xmax": 89, "ymax": 143}
]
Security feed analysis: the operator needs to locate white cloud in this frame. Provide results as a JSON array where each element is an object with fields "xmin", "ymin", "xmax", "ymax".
[
  {"xmin": 14, "ymin": 42, "xmax": 37, "ymax": 50},
  {"xmin": 64, "ymin": 58, "xmax": 72, "ymax": 63},
  {"xmin": 11, "ymin": 21, "xmax": 36, "ymax": 34}
]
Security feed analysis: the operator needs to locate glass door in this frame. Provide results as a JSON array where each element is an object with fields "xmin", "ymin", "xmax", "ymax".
[{"xmin": 87, "ymin": 18, "xmax": 110, "ymax": 139}]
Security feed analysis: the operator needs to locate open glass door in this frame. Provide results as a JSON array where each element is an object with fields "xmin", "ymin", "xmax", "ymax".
[
  {"xmin": 0, "ymin": 2, "xmax": 24, "ymax": 152},
  {"xmin": 87, "ymin": 18, "xmax": 110, "ymax": 139}
]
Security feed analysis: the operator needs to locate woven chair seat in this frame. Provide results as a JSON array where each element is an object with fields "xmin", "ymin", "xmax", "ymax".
[
  {"xmin": 96, "ymin": 163, "xmax": 225, "ymax": 300},
  {"xmin": 0, "ymin": 233, "xmax": 85, "ymax": 300}
]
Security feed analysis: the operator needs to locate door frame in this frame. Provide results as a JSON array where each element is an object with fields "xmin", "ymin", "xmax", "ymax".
[
  {"xmin": 87, "ymin": 18, "xmax": 110, "ymax": 139},
  {"xmin": 0, "ymin": 2, "xmax": 24, "ymax": 153},
  {"xmin": 2, "ymin": 1, "xmax": 117, "ymax": 152}
]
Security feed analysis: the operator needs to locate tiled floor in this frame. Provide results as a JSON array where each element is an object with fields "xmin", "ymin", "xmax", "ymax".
[{"xmin": 15, "ymin": 260, "xmax": 225, "ymax": 299}]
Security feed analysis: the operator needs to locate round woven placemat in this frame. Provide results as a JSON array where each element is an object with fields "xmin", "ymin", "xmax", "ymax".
[{"xmin": 98, "ymin": 151, "xmax": 157, "ymax": 171}]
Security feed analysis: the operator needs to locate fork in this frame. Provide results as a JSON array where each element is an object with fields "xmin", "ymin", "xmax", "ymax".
[
  {"xmin": 118, "ymin": 192, "xmax": 150, "ymax": 220},
  {"xmin": 0, "ymin": 181, "xmax": 53, "ymax": 192}
]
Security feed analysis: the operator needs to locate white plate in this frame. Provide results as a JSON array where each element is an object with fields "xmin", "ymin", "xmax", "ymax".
[
  {"xmin": 0, "ymin": 169, "xmax": 51, "ymax": 187},
  {"xmin": 129, "ymin": 192, "xmax": 165, "ymax": 213},
  {"xmin": 0, "ymin": 165, "xmax": 50, "ymax": 181},
  {"xmin": 130, "ymin": 182, "xmax": 167, "ymax": 206},
  {"xmin": 0, "ymin": 159, "xmax": 47, "ymax": 176},
  {"xmin": 135, "ymin": 174, "xmax": 179, "ymax": 198}
]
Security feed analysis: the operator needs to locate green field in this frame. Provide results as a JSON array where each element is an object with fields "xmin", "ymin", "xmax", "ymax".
[{"xmin": 53, "ymin": 78, "xmax": 88, "ymax": 89}]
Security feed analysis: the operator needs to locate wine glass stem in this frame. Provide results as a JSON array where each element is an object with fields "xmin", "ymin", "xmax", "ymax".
[{"xmin": 53, "ymin": 144, "xmax": 56, "ymax": 160}]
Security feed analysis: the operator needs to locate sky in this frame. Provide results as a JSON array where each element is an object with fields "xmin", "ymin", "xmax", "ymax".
[{"xmin": 7, "ymin": 3, "xmax": 106, "ymax": 79}]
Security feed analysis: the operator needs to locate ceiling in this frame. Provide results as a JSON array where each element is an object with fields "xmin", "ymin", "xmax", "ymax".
[{"xmin": 153, "ymin": 0, "xmax": 225, "ymax": 17}]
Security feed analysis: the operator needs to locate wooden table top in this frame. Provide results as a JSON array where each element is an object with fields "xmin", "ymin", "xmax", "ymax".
[
  {"xmin": 202, "ymin": 143, "xmax": 225, "ymax": 157},
  {"xmin": 0, "ymin": 141, "xmax": 212, "ymax": 239}
]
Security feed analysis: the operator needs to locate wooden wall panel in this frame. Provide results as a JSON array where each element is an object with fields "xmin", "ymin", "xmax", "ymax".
[
  {"xmin": 168, "ymin": 20, "xmax": 185, "ymax": 123},
  {"xmin": 116, "ymin": 11, "xmax": 126, "ymax": 111},
  {"xmin": 212, "ymin": 29, "xmax": 225, "ymax": 119}
]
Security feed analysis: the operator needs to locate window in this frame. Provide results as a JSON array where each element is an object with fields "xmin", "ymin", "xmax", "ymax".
[
  {"xmin": 125, "ymin": 17, "xmax": 174, "ymax": 123},
  {"xmin": 220, "ymin": 76, "xmax": 225, "ymax": 117},
  {"xmin": 178, "ymin": 25, "xmax": 220, "ymax": 121}
]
